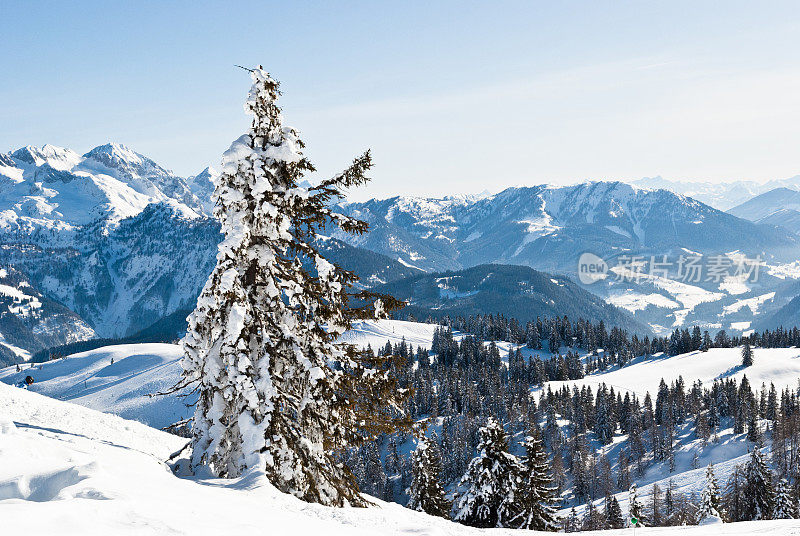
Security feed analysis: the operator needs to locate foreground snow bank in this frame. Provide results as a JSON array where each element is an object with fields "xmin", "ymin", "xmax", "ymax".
[{"xmin": 2, "ymin": 383, "xmax": 800, "ymax": 535}]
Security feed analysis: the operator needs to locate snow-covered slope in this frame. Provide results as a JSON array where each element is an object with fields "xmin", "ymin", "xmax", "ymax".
[
  {"xmin": 728, "ymin": 187, "xmax": 800, "ymax": 234},
  {"xmin": 3, "ymin": 381, "xmax": 800, "ymax": 535},
  {"xmin": 339, "ymin": 319, "xmax": 443, "ymax": 350},
  {"xmin": 545, "ymin": 347, "xmax": 800, "ymax": 401},
  {"xmin": 0, "ymin": 344, "xmax": 186, "ymax": 429},
  {"xmin": 539, "ymin": 347, "xmax": 800, "ymax": 523},
  {"xmin": 0, "ymin": 383, "xmax": 453, "ymax": 535},
  {"xmin": 369, "ymin": 264, "xmax": 649, "ymax": 333},
  {"xmin": 555, "ymin": 417, "xmax": 781, "ymax": 526},
  {"xmin": 0, "ymin": 321, "xmax": 443, "ymax": 429},
  {"xmin": 728, "ymin": 187, "xmax": 800, "ymax": 222}
]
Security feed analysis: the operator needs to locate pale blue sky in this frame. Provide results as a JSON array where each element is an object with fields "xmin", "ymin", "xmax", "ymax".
[{"xmin": 3, "ymin": 1, "xmax": 800, "ymax": 199}]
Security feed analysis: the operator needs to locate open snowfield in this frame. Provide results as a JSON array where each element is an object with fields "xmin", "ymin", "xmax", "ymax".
[
  {"xmin": 339, "ymin": 319, "xmax": 445, "ymax": 351},
  {"xmin": 3, "ymin": 383, "xmax": 800, "ymax": 536},
  {"xmin": 545, "ymin": 347, "xmax": 800, "ymax": 399}
]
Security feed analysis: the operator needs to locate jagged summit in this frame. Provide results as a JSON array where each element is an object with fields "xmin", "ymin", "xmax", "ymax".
[
  {"xmin": 11, "ymin": 144, "xmax": 83, "ymax": 171},
  {"xmin": 0, "ymin": 143, "xmax": 216, "ymax": 231},
  {"xmin": 82, "ymin": 143, "xmax": 174, "ymax": 181}
]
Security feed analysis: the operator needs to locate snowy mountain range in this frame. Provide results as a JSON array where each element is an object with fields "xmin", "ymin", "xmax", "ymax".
[
  {"xmin": 336, "ymin": 182, "xmax": 799, "ymax": 274},
  {"xmin": 0, "ymin": 143, "xmax": 213, "ymax": 232},
  {"xmin": 0, "ymin": 266, "xmax": 94, "ymax": 363},
  {"xmin": 0, "ymin": 144, "xmax": 456, "ymax": 363},
  {"xmin": 335, "ymin": 183, "xmax": 800, "ymax": 334},
  {"xmin": 2, "ymin": 143, "xmax": 800, "ymax": 362}
]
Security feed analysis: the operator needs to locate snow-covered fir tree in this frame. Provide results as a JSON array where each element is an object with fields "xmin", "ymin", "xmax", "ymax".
[
  {"xmin": 651, "ymin": 483, "xmax": 663, "ymax": 526},
  {"xmin": 407, "ymin": 433, "xmax": 451, "ymax": 518},
  {"xmin": 581, "ymin": 500, "xmax": 605, "ymax": 531},
  {"xmin": 178, "ymin": 67, "xmax": 407, "ymax": 506},
  {"xmin": 697, "ymin": 463, "xmax": 723, "ymax": 524},
  {"xmin": 742, "ymin": 447, "xmax": 775, "ymax": 520},
  {"xmin": 454, "ymin": 417, "xmax": 523, "ymax": 528},
  {"xmin": 361, "ymin": 441, "xmax": 388, "ymax": 499},
  {"xmin": 564, "ymin": 507, "xmax": 579, "ymax": 533},
  {"xmin": 772, "ymin": 477, "xmax": 797, "ymax": 519},
  {"xmin": 510, "ymin": 428, "xmax": 559, "ymax": 531}
]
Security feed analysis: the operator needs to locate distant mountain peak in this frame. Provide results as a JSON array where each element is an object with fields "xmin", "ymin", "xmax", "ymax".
[
  {"xmin": 195, "ymin": 166, "xmax": 217, "ymax": 179},
  {"xmin": 84, "ymin": 142, "xmax": 138, "ymax": 158},
  {"xmin": 83, "ymin": 143, "xmax": 172, "ymax": 177},
  {"xmin": 0, "ymin": 142, "xmax": 218, "ymax": 231}
]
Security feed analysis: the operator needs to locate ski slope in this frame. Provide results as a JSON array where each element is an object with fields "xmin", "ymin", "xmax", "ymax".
[{"xmin": 3, "ymin": 383, "xmax": 800, "ymax": 536}]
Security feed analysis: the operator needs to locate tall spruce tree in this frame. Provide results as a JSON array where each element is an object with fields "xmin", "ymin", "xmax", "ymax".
[
  {"xmin": 565, "ymin": 507, "xmax": 579, "ymax": 533},
  {"xmin": 724, "ymin": 465, "xmax": 745, "ymax": 522},
  {"xmin": 742, "ymin": 447, "xmax": 775, "ymax": 520},
  {"xmin": 407, "ymin": 434, "xmax": 451, "ymax": 518},
  {"xmin": 454, "ymin": 418, "xmax": 523, "ymax": 528},
  {"xmin": 742, "ymin": 342, "xmax": 754, "ymax": 367},
  {"xmin": 581, "ymin": 500, "xmax": 605, "ymax": 531},
  {"xmin": 510, "ymin": 429, "xmax": 559, "ymax": 531},
  {"xmin": 606, "ymin": 496, "xmax": 624, "ymax": 529},
  {"xmin": 629, "ymin": 483, "xmax": 645, "ymax": 526},
  {"xmin": 178, "ymin": 67, "xmax": 407, "ymax": 506}
]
